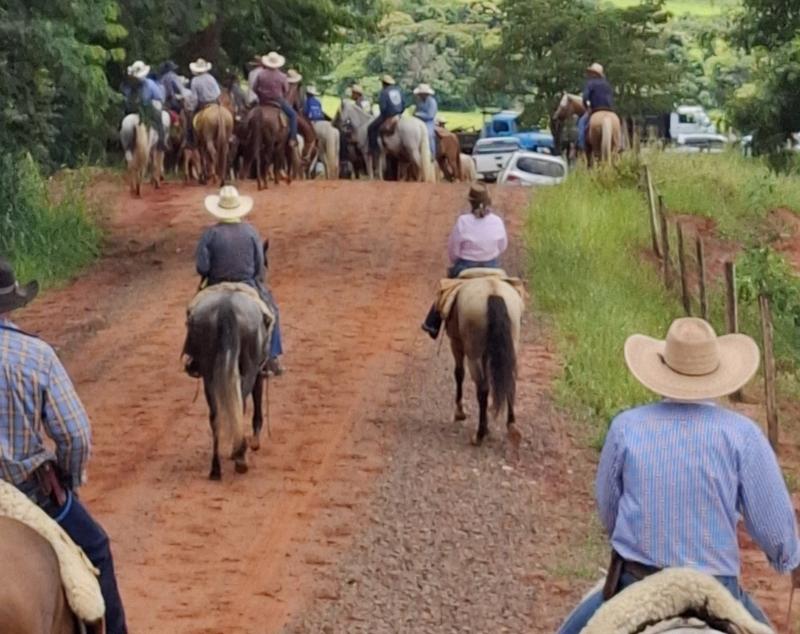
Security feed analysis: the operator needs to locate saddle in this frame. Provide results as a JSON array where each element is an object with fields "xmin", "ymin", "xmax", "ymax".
[
  {"xmin": 0, "ymin": 480, "xmax": 105, "ymax": 624},
  {"xmin": 379, "ymin": 115, "xmax": 400, "ymax": 136},
  {"xmin": 435, "ymin": 268, "xmax": 526, "ymax": 323},
  {"xmin": 187, "ymin": 282, "xmax": 274, "ymax": 323}
]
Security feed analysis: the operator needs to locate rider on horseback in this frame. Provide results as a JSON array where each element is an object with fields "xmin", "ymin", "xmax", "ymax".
[
  {"xmin": 421, "ymin": 183, "xmax": 508, "ymax": 339},
  {"xmin": 367, "ymin": 75, "xmax": 405, "ymax": 161},
  {"xmin": 190, "ymin": 186, "xmax": 285, "ymax": 376},
  {"xmin": 350, "ymin": 84, "xmax": 372, "ymax": 113},
  {"xmin": 578, "ymin": 62, "xmax": 614, "ymax": 152},
  {"xmin": 158, "ymin": 60, "xmax": 189, "ymax": 113},
  {"xmin": 304, "ymin": 86, "xmax": 327, "ymax": 122},
  {"xmin": 0, "ymin": 259, "xmax": 128, "ymax": 633},
  {"xmin": 413, "ymin": 83, "xmax": 438, "ymax": 157},
  {"xmin": 558, "ymin": 317, "xmax": 800, "ymax": 633},
  {"xmin": 126, "ymin": 59, "xmax": 167, "ymax": 151},
  {"xmin": 189, "ymin": 58, "xmax": 221, "ymax": 111},
  {"xmin": 252, "ymin": 51, "xmax": 299, "ymax": 146}
]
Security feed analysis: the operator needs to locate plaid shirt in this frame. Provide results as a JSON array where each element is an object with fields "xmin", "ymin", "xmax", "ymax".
[{"xmin": 0, "ymin": 318, "xmax": 91, "ymax": 493}]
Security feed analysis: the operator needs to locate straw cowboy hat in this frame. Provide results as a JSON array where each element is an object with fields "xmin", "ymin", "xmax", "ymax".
[
  {"xmin": 350, "ymin": 84, "xmax": 365, "ymax": 95},
  {"xmin": 586, "ymin": 62, "xmax": 605, "ymax": 78},
  {"xmin": 413, "ymin": 83, "xmax": 435, "ymax": 96},
  {"xmin": 468, "ymin": 182, "xmax": 491, "ymax": 207},
  {"xmin": 204, "ymin": 186, "xmax": 254, "ymax": 221},
  {"xmin": 0, "ymin": 258, "xmax": 38, "ymax": 314},
  {"xmin": 306, "ymin": 85, "xmax": 319, "ymax": 96},
  {"xmin": 286, "ymin": 69, "xmax": 303, "ymax": 84},
  {"xmin": 625, "ymin": 317, "xmax": 759, "ymax": 401},
  {"xmin": 127, "ymin": 60, "xmax": 150, "ymax": 80},
  {"xmin": 189, "ymin": 58, "xmax": 213, "ymax": 75},
  {"xmin": 381, "ymin": 74, "xmax": 396, "ymax": 85},
  {"xmin": 262, "ymin": 51, "xmax": 286, "ymax": 70}
]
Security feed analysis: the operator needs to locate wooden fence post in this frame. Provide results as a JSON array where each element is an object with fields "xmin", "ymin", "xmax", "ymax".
[
  {"xmin": 677, "ymin": 222, "xmax": 691, "ymax": 315},
  {"xmin": 644, "ymin": 165, "xmax": 662, "ymax": 258},
  {"xmin": 696, "ymin": 235, "xmax": 708, "ymax": 320},
  {"xmin": 759, "ymin": 294, "xmax": 779, "ymax": 451},
  {"xmin": 724, "ymin": 261, "xmax": 742, "ymax": 402},
  {"xmin": 659, "ymin": 195, "xmax": 671, "ymax": 289}
]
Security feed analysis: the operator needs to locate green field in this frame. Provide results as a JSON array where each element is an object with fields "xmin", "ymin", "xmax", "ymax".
[
  {"xmin": 607, "ymin": 0, "xmax": 737, "ymax": 15},
  {"xmin": 320, "ymin": 95, "xmax": 484, "ymax": 130}
]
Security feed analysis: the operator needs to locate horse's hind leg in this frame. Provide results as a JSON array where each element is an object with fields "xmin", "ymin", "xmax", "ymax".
[
  {"xmin": 205, "ymin": 382, "xmax": 222, "ymax": 480},
  {"xmin": 451, "ymin": 338, "xmax": 467, "ymax": 422},
  {"xmin": 506, "ymin": 381, "xmax": 522, "ymax": 460},
  {"xmin": 250, "ymin": 375, "xmax": 264, "ymax": 451},
  {"xmin": 473, "ymin": 377, "xmax": 490, "ymax": 447}
]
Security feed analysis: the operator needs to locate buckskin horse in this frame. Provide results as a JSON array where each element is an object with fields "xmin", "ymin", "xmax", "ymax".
[
  {"xmin": 194, "ymin": 104, "xmax": 234, "ymax": 185},
  {"xmin": 0, "ymin": 516, "xmax": 102, "ymax": 634},
  {"xmin": 445, "ymin": 273, "xmax": 524, "ymax": 448}
]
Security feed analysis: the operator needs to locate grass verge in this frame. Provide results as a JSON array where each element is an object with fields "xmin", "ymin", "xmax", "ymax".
[{"xmin": 0, "ymin": 153, "xmax": 101, "ymax": 286}]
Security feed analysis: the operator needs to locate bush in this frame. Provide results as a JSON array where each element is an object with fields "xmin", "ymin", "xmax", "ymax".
[{"xmin": 0, "ymin": 153, "xmax": 101, "ymax": 285}]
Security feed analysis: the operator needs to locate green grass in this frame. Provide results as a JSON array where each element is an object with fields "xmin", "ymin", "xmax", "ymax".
[{"xmin": 606, "ymin": 0, "xmax": 737, "ymax": 15}]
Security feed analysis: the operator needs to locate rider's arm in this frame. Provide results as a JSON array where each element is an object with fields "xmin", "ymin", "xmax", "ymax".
[
  {"xmin": 42, "ymin": 349, "xmax": 92, "ymax": 489},
  {"xmin": 196, "ymin": 230, "xmax": 213, "ymax": 278},
  {"xmin": 252, "ymin": 230, "xmax": 265, "ymax": 281},
  {"xmin": 595, "ymin": 417, "xmax": 624, "ymax": 536},
  {"xmin": 738, "ymin": 427, "xmax": 800, "ymax": 573},
  {"xmin": 497, "ymin": 218, "xmax": 509, "ymax": 255},
  {"xmin": 582, "ymin": 83, "xmax": 592, "ymax": 110}
]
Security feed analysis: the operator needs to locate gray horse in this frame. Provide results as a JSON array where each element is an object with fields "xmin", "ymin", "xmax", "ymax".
[{"xmin": 184, "ymin": 289, "xmax": 270, "ymax": 479}]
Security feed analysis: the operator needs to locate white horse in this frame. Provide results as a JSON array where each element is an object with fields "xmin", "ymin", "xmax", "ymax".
[
  {"xmin": 119, "ymin": 111, "xmax": 170, "ymax": 196},
  {"xmin": 312, "ymin": 120, "xmax": 340, "ymax": 179}
]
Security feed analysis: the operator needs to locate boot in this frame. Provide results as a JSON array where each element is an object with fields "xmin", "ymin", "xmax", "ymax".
[{"xmin": 421, "ymin": 305, "xmax": 442, "ymax": 340}]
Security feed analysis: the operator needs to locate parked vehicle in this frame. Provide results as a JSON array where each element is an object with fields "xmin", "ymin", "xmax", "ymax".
[
  {"xmin": 472, "ymin": 137, "xmax": 523, "ymax": 182},
  {"xmin": 497, "ymin": 151, "xmax": 567, "ymax": 186},
  {"xmin": 668, "ymin": 133, "xmax": 728, "ymax": 154},
  {"xmin": 670, "ymin": 106, "xmax": 716, "ymax": 139},
  {"xmin": 480, "ymin": 111, "xmax": 555, "ymax": 153}
]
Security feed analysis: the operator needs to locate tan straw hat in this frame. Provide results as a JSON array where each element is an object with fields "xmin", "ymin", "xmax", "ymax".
[
  {"xmin": 413, "ymin": 83, "xmax": 435, "ymax": 96},
  {"xmin": 624, "ymin": 317, "xmax": 759, "ymax": 401},
  {"xmin": 204, "ymin": 186, "xmax": 254, "ymax": 221},
  {"xmin": 127, "ymin": 60, "xmax": 151, "ymax": 80},
  {"xmin": 306, "ymin": 85, "xmax": 319, "ymax": 96},
  {"xmin": 587, "ymin": 62, "xmax": 605, "ymax": 78},
  {"xmin": 262, "ymin": 51, "xmax": 286, "ymax": 70},
  {"xmin": 350, "ymin": 84, "xmax": 364, "ymax": 95},
  {"xmin": 381, "ymin": 74, "xmax": 396, "ymax": 85},
  {"xmin": 287, "ymin": 69, "xmax": 303, "ymax": 84},
  {"xmin": 189, "ymin": 58, "xmax": 213, "ymax": 75}
]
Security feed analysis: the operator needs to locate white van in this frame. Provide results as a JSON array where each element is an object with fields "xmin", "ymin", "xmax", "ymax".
[{"xmin": 670, "ymin": 106, "xmax": 716, "ymax": 139}]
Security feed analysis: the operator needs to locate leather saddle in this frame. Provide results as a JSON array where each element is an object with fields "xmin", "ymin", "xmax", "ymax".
[{"xmin": 379, "ymin": 115, "xmax": 400, "ymax": 136}]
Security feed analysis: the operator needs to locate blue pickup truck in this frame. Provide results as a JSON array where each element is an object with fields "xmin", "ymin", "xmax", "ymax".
[{"xmin": 480, "ymin": 111, "xmax": 555, "ymax": 153}]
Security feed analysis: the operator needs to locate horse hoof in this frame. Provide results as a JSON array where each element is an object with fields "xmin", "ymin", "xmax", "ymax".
[
  {"xmin": 249, "ymin": 436, "xmax": 261, "ymax": 451},
  {"xmin": 235, "ymin": 461, "xmax": 249, "ymax": 474},
  {"xmin": 209, "ymin": 470, "xmax": 221, "ymax": 481},
  {"xmin": 470, "ymin": 432, "xmax": 483, "ymax": 446},
  {"xmin": 454, "ymin": 410, "xmax": 467, "ymax": 422}
]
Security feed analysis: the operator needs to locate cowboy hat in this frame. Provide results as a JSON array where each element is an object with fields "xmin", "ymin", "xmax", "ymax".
[
  {"xmin": 468, "ymin": 182, "xmax": 491, "ymax": 207},
  {"xmin": 287, "ymin": 69, "xmax": 303, "ymax": 84},
  {"xmin": 204, "ymin": 186, "xmax": 254, "ymax": 221},
  {"xmin": 0, "ymin": 259, "xmax": 39, "ymax": 314},
  {"xmin": 189, "ymin": 58, "xmax": 212, "ymax": 75},
  {"xmin": 586, "ymin": 62, "xmax": 605, "ymax": 78},
  {"xmin": 158, "ymin": 60, "xmax": 179, "ymax": 75},
  {"xmin": 624, "ymin": 317, "xmax": 759, "ymax": 401},
  {"xmin": 350, "ymin": 84, "xmax": 364, "ymax": 95},
  {"xmin": 413, "ymin": 83, "xmax": 435, "ymax": 96},
  {"xmin": 381, "ymin": 74, "xmax": 396, "ymax": 85},
  {"xmin": 306, "ymin": 85, "xmax": 319, "ymax": 96},
  {"xmin": 262, "ymin": 51, "xmax": 286, "ymax": 70},
  {"xmin": 127, "ymin": 60, "xmax": 150, "ymax": 80}
]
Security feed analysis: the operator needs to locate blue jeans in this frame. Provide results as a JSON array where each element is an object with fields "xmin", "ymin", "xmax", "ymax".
[
  {"xmin": 278, "ymin": 99, "xmax": 298, "ymax": 140},
  {"xmin": 577, "ymin": 112, "xmax": 589, "ymax": 150},
  {"xmin": 557, "ymin": 572, "xmax": 770, "ymax": 634},
  {"xmin": 47, "ymin": 492, "xmax": 128, "ymax": 634}
]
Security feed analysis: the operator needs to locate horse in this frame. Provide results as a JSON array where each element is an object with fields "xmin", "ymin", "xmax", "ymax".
[
  {"xmin": 312, "ymin": 121, "xmax": 340, "ymax": 179},
  {"xmin": 242, "ymin": 105, "xmax": 291, "ymax": 190},
  {"xmin": 551, "ymin": 92, "xmax": 585, "ymax": 160},
  {"xmin": 459, "ymin": 153, "xmax": 477, "ymax": 182},
  {"xmin": 445, "ymin": 275, "xmax": 524, "ymax": 447},
  {"xmin": 587, "ymin": 110, "xmax": 622, "ymax": 167},
  {"xmin": 0, "ymin": 516, "xmax": 101, "ymax": 634},
  {"xmin": 193, "ymin": 104, "xmax": 234, "ymax": 186},
  {"xmin": 119, "ymin": 111, "xmax": 170, "ymax": 197},
  {"xmin": 335, "ymin": 99, "xmax": 373, "ymax": 179},
  {"xmin": 435, "ymin": 126, "xmax": 462, "ymax": 182},
  {"xmin": 286, "ymin": 83, "xmax": 319, "ymax": 179},
  {"xmin": 379, "ymin": 116, "xmax": 435, "ymax": 183},
  {"xmin": 184, "ymin": 283, "xmax": 270, "ymax": 479}
]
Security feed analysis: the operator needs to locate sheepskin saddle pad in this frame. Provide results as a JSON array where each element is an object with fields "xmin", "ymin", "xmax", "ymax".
[
  {"xmin": 436, "ymin": 268, "xmax": 526, "ymax": 323},
  {"xmin": 581, "ymin": 568, "xmax": 774, "ymax": 634},
  {"xmin": 0, "ymin": 480, "xmax": 104, "ymax": 623},
  {"xmin": 188, "ymin": 282, "xmax": 274, "ymax": 322}
]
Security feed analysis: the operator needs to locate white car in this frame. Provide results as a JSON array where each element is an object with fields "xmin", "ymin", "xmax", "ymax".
[
  {"xmin": 472, "ymin": 137, "xmax": 523, "ymax": 182},
  {"xmin": 497, "ymin": 151, "xmax": 568, "ymax": 186},
  {"xmin": 669, "ymin": 133, "xmax": 728, "ymax": 153}
]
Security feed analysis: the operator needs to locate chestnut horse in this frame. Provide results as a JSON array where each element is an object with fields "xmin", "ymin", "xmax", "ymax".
[
  {"xmin": 435, "ymin": 126, "xmax": 462, "ymax": 182},
  {"xmin": 242, "ymin": 105, "xmax": 291, "ymax": 190},
  {"xmin": 194, "ymin": 104, "xmax": 234, "ymax": 185}
]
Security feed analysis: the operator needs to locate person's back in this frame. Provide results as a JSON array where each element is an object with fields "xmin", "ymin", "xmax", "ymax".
[
  {"xmin": 304, "ymin": 95, "xmax": 325, "ymax": 121},
  {"xmin": 140, "ymin": 76, "xmax": 165, "ymax": 105},
  {"xmin": 254, "ymin": 67, "xmax": 288, "ymax": 105},
  {"xmin": 583, "ymin": 77, "xmax": 614, "ymax": 111},
  {"xmin": 448, "ymin": 211, "xmax": 507, "ymax": 266},
  {"xmin": 196, "ymin": 222, "xmax": 262, "ymax": 286},
  {"xmin": 379, "ymin": 85, "xmax": 404, "ymax": 117},
  {"xmin": 190, "ymin": 73, "xmax": 221, "ymax": 108}
]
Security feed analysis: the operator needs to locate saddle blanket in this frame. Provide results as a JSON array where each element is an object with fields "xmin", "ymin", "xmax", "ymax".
[
  {"xmin": 187, "ymin": 282, "xmax": 274, "ymax": 323},
  {"xmin": 581, "ymin": 568, "xmax": 774, "ymax": 634},
  {"xmin": 0, "ymin": 480, "xmax": 104, "ymax": 623},
  {"xmin": 435, "ymin": 268, "xmax": 526, "ymax": 322}
]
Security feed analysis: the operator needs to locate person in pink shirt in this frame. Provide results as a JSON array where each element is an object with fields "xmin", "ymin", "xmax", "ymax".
[{"xmin": 421, "ymin": 183, "xmax": 508, "ymax": 339}]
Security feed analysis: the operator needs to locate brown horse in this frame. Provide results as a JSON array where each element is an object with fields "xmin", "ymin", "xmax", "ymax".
[
  {"xmin": 551, "ymin": 92, "xmax": 586, "ymax": 160},
  {"xmin": 194, "ymin": 104, "xmax": 234, "ymax": 185},
  {"xmin": 286, "ymin": 83, "xmax": 318, "ymax": 179},
  {"xmin": 435, "ymin": 125, "xmax": 462, "ymax": 182},
  {"xmin": 243, "ymin": 105, "xmax": 291, "ymax": 190},
  {"xmin": 0, "ymin": 516, "xmax": 101, "ymax": 634},
  {"xmin": 587, "ymin": 110, "xmax": 622, "ymax": 166}
]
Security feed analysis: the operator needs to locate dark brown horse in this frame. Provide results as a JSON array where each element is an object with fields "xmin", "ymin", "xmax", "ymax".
[
  {"xmin": 286, "ymin": 83, "xmax": 318, "ymax": 179},
  {"xmin": 435, "ymin": 126, "xmax": 462, "ymax": 182},
  {"xmin": 242, "ymin": 105, "xmax": 291, "ymax": 190},
  {"xmin": 0, "ymin": 516, "xmax": 101, "ymax": 634}
]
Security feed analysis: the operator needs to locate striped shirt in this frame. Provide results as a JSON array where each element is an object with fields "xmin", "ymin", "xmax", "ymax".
[
  {"xmin": 597, "ymin": 401, "xmax": 800, "ymax": 577},
  {"xmin": 0, "ymin": 319, "xmax": 91, "ymax": 493}
]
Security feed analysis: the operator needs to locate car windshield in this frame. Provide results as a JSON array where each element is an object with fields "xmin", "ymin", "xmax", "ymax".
[{"xmin": 515, "ymin": 157, "xmax": 565, "ymax": 178}]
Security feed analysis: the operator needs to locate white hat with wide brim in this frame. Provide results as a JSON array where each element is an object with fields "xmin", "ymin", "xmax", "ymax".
[
  {"xmin": 204, "ymin": 186, "xmax": 254, "ymax": 221},
  {"xmin": 414, "ymin": 83, "xmax": 435, "ymax": 96},
  {"xmin": 624, "ymin": 318, "xmax": 760, "ymax": 401},
  {"xmin": 190, "ymin": 58, "xmax": 213, "ymax": 75},
  {"xmin": 262, "ymin": 52, "xmax": 286, "ymax": 69},
  {"xmin": 287, "ymin": 69, "xmax": 303, "ymax": 84},
  {"xmin": 128, "ymin": 61, "xmax": 150, "ymax": 80},
  {"xmin": 587, "ymin": 62, "xmax": 605, "ymax": 78},
  {"xmin": 306, "ymin": 85, "xmax": 319, "ymax": 96}
]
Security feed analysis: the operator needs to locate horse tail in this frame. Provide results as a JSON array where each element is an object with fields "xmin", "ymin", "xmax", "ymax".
[
  {"xmin": 216, "ymin": 106, "xmax": 228, "ymax": 184},
  {"xmin": 329, "ymin": 127, "xmax": 340, "ymax": 179},
  {"xmin": 419, "ymin": 123, "xmax": 434, "ymax": 182},
  {"xmin": 486, "ymin": 295, "xmax": 516, "ymax": 417},
  {"xmin": 210, "ymin": 301, "xmax": 244, "ymax": 458},
  {"xmin": 601, "ymin": 115, "xmax": 613, "ymax": 164}
]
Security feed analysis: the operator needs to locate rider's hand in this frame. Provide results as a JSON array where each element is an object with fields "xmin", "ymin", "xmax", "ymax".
[{"xmin": 792, "ymin": 566, "xmax": 800, "ymax": 589}]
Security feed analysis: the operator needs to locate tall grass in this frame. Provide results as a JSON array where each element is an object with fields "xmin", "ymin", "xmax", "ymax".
[{"xmin": 0, "ymin": 153, "xmax": 101, "ymax": 286}]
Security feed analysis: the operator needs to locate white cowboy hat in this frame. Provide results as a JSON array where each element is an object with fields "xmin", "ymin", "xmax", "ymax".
[
  {"xmin": 381, "ymin": 74, "xmax": 396, "ymax": 85},
  {"xmin": 262, "ymin": 51, "xmax": 286, "ymax": 70},
  {"xmin": 287, "ymin": 69, "xmax": 303, "ymax": 84},
  {"xmin": 306, "ymin": 85, "xmax": 319, "ymax": 96},
  {"xmin": 586, "ymin": 62, "xmax": 605, "ymax": 78},
  {"xmin": 127, "ymin": 60, "xmax": 150, "ymax": 80},
  {"xmin": 624, "ymin": 317, "xmax": 759, "ymax": 401},
  {"xmin": 350, "ymin": 84, "xmax": 364, "ymax": 95},
  {"xmin": 204, "ymin": 186, "xmax": 254, "ymax": 221},
  {"xmin": 413, "ymin": 83, "xmax": 435, "ymax": 96},
  {"xmin": 189, "ymin": 58, "xmax": 213, "ymax": 75}
]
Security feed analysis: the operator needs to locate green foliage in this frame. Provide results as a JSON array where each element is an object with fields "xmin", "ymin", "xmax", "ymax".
[{"xmin": 0, "ymin": 154, "xmax": 101, "ymax": 285}]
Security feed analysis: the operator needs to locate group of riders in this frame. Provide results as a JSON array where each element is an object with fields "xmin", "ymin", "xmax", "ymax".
[{"xmin": 1, "ymin": 56, "xmax": 798, "ymax": 634}]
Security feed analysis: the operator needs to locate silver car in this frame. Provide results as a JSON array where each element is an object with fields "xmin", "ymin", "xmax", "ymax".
[{"xmin": 497, "ymin": 151, "xmax": 568, "ymax": 186}]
